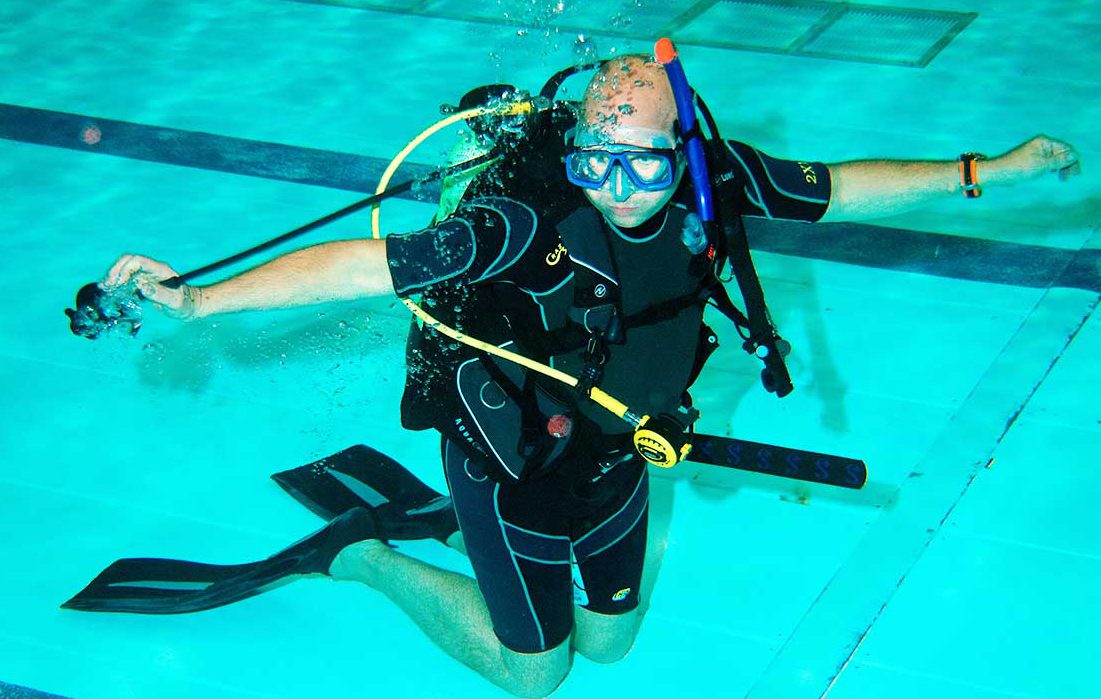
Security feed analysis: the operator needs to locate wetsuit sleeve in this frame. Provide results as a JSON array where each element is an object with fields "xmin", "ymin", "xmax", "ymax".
[
  {"xmin": 385, "ymin": 196, "xmax": 540, "ymax": 297},
  {"xmin": 717, "ymin": 140, "xmax": 832, "ymax": 222}
]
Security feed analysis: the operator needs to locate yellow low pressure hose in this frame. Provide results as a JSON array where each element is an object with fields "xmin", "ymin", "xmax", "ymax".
[
  {"xmin": 369, "ymin": 106, "xmax": 485, "ymax": 240},
  {"xmin": 369, "ymin": 101, "xmax": 681, "ymax": 458}
]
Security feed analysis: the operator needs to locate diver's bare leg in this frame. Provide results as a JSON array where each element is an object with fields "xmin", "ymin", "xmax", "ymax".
[{"xmin": 330, "ymin": 542, "xmax": 570, "ymax": 699}]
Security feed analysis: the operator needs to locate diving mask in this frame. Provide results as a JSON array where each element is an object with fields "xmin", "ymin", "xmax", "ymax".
[{"xmin": 565, "ymin": 145, "xmax": 678, "ymax": 192}]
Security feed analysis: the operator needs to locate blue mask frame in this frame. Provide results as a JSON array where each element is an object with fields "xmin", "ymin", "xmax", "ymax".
[{"xmin": 564, "ymin": 147, "xmax": 678, "ymax": 192}]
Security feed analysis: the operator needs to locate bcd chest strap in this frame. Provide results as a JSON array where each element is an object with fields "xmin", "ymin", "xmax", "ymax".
[
  {"xmin": 543, "ymin": 208, "xmax": 705, "ymax": 354},
  {"xmin": 555, "ymin": 208, "xmax": 622, "ymax": 397}
]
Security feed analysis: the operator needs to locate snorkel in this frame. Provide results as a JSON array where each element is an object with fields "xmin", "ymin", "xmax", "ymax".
[
  {"xmin": 656, "ymin": 38, "xmax": 794, "ymax": 399},
  {"xmin": 655, "ymin": 39, "xmax": 716, "ymax": 241}
]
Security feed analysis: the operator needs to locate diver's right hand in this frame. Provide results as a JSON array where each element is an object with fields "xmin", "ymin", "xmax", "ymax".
[{"xmin": 104, "ymin": 254, "xmax": 204, "ymax": 320}]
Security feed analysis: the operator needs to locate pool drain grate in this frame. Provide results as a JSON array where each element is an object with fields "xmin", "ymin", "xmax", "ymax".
[{"xmin": 284, "ymin": 0, "xmax": 977, "ymax": 67}]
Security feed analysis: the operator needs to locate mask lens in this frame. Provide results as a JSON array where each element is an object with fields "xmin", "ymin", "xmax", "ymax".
[
  {"xmin": 625, "ymin": 152, "xmax": 672, "ymax": 186},
  {"xmin": 567, "ymin": 150, "xmax": 610, "ymax": 185}
]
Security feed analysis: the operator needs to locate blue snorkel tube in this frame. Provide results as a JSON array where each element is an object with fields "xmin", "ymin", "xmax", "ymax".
[
  {"xmin": 655, "ymin": 38, "xmax": 795, "ymax": 398},
  {"xmin": 655, "ymin": 38, "xmax": 715, "ymax": 228}
]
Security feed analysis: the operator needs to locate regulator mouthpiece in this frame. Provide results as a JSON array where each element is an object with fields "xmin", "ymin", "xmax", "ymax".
[{"xmin": 65, "ymin": 282, "xmax": 143, "ymax": 340}]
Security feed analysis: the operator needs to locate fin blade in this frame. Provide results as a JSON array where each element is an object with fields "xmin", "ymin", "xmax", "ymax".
[
  {"xmin": 271, "ymin": 445, "xmax": 459, "ymax": 543},
  {"xmin": 62, "ymin": 509, "xmax": 379, "ymax": 615}
]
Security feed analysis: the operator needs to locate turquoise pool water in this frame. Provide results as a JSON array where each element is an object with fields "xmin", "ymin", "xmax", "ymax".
[{"xmin": 1, "ymin": 1, "xmax": 1098, "ymax": 697}]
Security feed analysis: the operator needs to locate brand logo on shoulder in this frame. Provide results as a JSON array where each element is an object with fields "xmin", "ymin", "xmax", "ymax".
[
  {"xmin": 797, "ymin": 162, "xmax": 818, "ymax": 185},
  {"xmin": 546, "ymin": 242, "xmax": 568, "ymax": 266}
]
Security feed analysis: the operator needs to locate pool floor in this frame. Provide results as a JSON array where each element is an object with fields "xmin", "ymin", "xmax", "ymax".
[{"xmin": 1, "ymin": 1, "xmax": 1098, "ymax": 697}]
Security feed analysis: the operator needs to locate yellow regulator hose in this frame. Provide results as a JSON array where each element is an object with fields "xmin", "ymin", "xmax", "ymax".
[{"xmin": 370, "ymin": 98, "xmax": 694, "ymax": 466}]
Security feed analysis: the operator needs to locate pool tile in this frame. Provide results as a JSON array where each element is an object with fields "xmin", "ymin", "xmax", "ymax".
[{"xmin": 845, "ymin": 531, "xmax": 1101, "ymax": 699}]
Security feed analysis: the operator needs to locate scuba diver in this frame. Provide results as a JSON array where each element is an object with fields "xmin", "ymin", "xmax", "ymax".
[{"xmin": 65, "ymin": 43, "xmax": 1079, "ymax": 698}]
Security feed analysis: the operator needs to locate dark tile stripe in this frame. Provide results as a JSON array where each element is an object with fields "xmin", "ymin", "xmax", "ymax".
[
  {"xmin": 746, "ymin": 218, "xmax": 1101, "ymax": 294},
  {"xmin": 0, "ymin": 681, "xmax": 72, "ymax": 699},
  {"xmin": 0, "ymin": 103, "xmax": 437, "ymax": 195},
  {"xmin": 3, "ymin": 102, "xmax": 1098, "ymax": 294}
]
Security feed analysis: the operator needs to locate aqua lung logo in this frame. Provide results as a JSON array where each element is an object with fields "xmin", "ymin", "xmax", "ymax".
[
  {"xmin": 612, "ymin": 588, "xmax": 631, "ymax": 602},
  {"xmin": 454, "ymin": 418, "xmax": 486, "ymax": 455}
]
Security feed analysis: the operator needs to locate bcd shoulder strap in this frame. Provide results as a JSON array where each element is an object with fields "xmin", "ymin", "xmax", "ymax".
[{"xmin": 707, "ymin": 146, "xmax": 794, "ymax": 397}]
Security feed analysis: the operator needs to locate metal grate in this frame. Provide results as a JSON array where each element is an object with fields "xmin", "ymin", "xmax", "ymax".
[
  {"xmin": 443, "ymin": 0, "xmax": 700, "ymax": 38},
  {"xmin": 281, "ymin": 0, "xmax": 976, "ymax": 67},
  {"xmin": 676, "ymin": 1, "xmax": 832, "ymax": 51},
  {"xmin": 797, "ymin": 4, "xmax": 974, "ymax": 66},
  {"xmin": 675, "ymin": 1, "xmax": 976, "ymax": 66}
]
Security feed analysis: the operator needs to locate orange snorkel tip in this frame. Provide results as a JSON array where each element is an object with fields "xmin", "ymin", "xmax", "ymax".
[{"xmin": 654, "ymin": 37, "xmax": 677, "ymax": 64}]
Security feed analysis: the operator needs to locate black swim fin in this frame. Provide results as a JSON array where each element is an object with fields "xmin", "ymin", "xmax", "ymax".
[
  {"xmin": 62, "ymin": 507, "xmax": 379, "ymax": 614},
  {"xmin": 271, "ymin": 444, "xmax": 459, "ymax": 543}
]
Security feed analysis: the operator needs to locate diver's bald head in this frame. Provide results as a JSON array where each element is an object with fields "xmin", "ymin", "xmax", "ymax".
[{"xmin": 576, "ymin": 55, "xmax": 678, "ymax": 147}]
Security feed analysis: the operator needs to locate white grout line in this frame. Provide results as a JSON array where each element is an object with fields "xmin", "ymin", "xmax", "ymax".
[{"xmin": 744, "ymin": 287, "xmax": 1100, "ymax": 698}]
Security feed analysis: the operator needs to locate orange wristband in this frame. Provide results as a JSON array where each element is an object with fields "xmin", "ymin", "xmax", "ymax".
[{"xmin": 959, "ymin": 152, "xmax": 986, "ymax": 199}]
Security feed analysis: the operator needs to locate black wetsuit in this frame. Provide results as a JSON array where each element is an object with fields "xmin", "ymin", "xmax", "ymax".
[{"xmin": 385, "ymin": 140, "xmax": 831, "ymax": 653}]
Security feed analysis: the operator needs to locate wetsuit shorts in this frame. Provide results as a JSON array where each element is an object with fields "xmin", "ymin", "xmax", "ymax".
[{"xmin": 442, "ymin": 437, "xmax": 649, "ymax": 654}]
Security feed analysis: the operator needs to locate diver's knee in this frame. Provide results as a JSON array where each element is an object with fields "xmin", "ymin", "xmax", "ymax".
[
  {"xmin": 508, "ymin": 673, "xmax": 570, "ymax": 699},
  {"xmin": 574, "ymin": 636, "xmax": 634, "ymax": 664},
  {"xmin": 501, "ymin": 639, "xmax": 572, "ymax": 698},
  {"xmin": 573, "ymin": 608, "xmax": 641, "ymax": 664}
]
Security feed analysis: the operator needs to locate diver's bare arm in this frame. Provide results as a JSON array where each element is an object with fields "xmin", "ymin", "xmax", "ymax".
[
  {"xmin": 819, "ymin": 134, "xmax": 1080, "ymax": 222},
  {"xmin": 107, "ymin": 239, "xmax": 394, "ymax": 320},
  {"xmin": 195, "ymin": 239, "xmax": 394, "ymax": 317}
]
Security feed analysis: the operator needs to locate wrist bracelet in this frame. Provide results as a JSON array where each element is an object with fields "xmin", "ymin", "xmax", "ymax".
[
  {"xmin": 183, "ymin": 285, "xmax": 204, "ymax": 321},
  {"xmin": 959, "ymin": 152, "xmax": 986, "ymax": 199}
]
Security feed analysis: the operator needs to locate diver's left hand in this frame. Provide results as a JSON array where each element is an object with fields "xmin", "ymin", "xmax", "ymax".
[
  {"xmin": 989, "ymin": 135, "xmax": 1081, "ymax": 184},
  {"xmin": 103, "ymin": 254, "xmax": 202, "ymax": 321}
]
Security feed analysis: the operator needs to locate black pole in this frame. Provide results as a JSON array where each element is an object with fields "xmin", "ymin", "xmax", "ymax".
[{"xmin": 160, "ymin": 151, "xmax": 500, "ymax": 289}]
